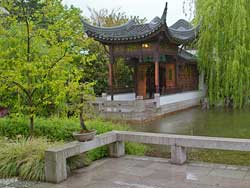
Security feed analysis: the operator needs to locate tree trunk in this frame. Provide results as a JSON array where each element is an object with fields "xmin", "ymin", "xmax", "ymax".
[
  {"xmin": 80, "ymin": 94, "xmax": 88, "ymax": 131},
  {"xmin": 80, "ymin": 109, "xmax": 87, "ymax": 131},
  {"xmin": 29, "ymin": 114, "xmax": 34, "ymax": 135}
]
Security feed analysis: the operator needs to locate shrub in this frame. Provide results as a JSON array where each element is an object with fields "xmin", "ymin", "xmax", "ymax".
[
  {"xmin": 0, "ymin": 117, "xmax": 131, "ymax": 141},
  {"xmin": 125, "ymin": 142, "xmax": 147, "ymax": 156},
  {"xmin": 0, "ymin": 137, "xmax": 60, "ymax": 181},
  {"xmin": 0, "ymin": 137, "xmax": 94, "ymax": 181}
]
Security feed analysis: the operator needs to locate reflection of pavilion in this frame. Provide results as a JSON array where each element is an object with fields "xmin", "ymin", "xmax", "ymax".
[{"xmin": 83, "ymin": 2, "xmax": 204, "ymax": 122}]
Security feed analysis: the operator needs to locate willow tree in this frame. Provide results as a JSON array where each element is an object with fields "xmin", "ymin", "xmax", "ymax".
[{"xmin": 195, "ymin": 0, "xmax": 250, "ymax": 108}]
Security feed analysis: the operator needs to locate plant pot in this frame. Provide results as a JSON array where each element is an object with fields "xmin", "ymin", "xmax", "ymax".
[{"xmin": 73, "ymin": 130, "xmax": 97, "ymax": 142}]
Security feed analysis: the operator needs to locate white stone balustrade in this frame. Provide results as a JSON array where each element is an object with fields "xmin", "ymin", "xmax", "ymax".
[{"xmin": 45, "ymin": 130, "xmax": 250, "ymax": 183}]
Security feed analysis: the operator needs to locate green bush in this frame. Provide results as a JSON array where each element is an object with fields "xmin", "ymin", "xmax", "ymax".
[
  {"xmin": 125, "ymin": 142, "xmax": 147, "ymax": 156},
  {"xmin": 0, "ymin": 117, "xmax": 130, "ymax": 141},
  {"xmin": 0, "ymin": 117, "xmax": 147, "ymax": 159}
]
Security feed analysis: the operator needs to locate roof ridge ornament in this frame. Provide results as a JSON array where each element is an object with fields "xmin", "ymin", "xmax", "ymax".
[{"xmin": 161, "ymin": 2, "xmax": 168, "ymax": 24}]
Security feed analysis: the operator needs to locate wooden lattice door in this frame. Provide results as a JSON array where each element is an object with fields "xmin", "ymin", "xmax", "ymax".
[{"xmin": 166, "ymin": 64, "xmax": 176, "ymax": 88}]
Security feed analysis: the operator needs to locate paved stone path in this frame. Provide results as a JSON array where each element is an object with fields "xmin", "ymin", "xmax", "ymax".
[
  {"xmin": 0, "ymin": 178, "xmax": 38, "ymax": 188},
  {"xmin": 37, "ymin": 156, "xmax": 250, "ymax": 188}
]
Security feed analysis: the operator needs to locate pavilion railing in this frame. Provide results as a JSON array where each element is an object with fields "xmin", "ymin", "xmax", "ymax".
[
  {"xmin": 94, "ymin": 98, "xmax": 157, "ymax": 113},
  {"xmin": 107, "ymin": 86, "xmax": 135, "ymax": 94},
  {"xmin": 104, "ymin": 86, "xmax": 199, "ymax": 98}
]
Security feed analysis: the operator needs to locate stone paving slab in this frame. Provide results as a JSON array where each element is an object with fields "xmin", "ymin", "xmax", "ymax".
[
  {"xmin": 33, "ymin": 156, "xmax": 250, "ymax": 188},
  {"xmin": 0, "ymin": 178, "xmax": 38, "ymax": 188}
]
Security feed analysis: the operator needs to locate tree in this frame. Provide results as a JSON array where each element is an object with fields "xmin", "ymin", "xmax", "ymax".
[
  {"xmin": 194, "ymin": 0, "xmax": 250, "ymax": 108},
  {"xmin": 87, "ymin": 7, "xmax": 146, "ymax": 27},
  {"xmin": 0, "ymin": 0, "xmax": 89, "ymax": 132},
  {"xmin": 76, "ymin": 38, "xmax": 109, "ymax": 96}
]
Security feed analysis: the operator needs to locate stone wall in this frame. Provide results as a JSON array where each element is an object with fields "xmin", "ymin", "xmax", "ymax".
[{"xmin": 94, "ymin": 91, "xmax": 202, "ymax": 123}]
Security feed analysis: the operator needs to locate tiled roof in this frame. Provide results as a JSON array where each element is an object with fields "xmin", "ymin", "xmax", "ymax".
[{"xmin": 82, "ymin": 2, "xmax": 199, "ymax": 45}]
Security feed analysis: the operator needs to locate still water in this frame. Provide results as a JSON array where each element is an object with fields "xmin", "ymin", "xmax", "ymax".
[{"xmin": 130, "ymin": 108, "xmax": 250, "ymax": 139}]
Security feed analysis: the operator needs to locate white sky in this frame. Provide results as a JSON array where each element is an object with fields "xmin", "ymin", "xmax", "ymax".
[{"xmin": 62, "ymin": 0, "xmax": 194, "ymax": 25}]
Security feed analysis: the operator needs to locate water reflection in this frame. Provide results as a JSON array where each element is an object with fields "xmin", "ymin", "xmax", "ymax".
[{"xmin": 129, "ymin": 107, "xmax": 250, "ymax": 139}]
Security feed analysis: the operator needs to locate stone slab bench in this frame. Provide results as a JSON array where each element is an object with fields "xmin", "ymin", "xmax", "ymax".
[
  {"xmin": 45, "ymin": 131, "xmax": 250, "ymax": 183},
  {"xmin": 45, "ymin": 131, "xmax": 118, "ymax": 183}
]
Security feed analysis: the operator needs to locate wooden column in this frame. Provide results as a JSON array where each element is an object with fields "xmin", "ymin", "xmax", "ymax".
[
  {"xmin": 109, "ymin": 46, "xmax": 115, "ymax": 101},
  {"xmin": 136, "ymin": 65, "xmax": 147, "ymax": 98},
  {"xmin": 175, "ymin": 56, "xmax": 179, "ymax": 88},
  {"xmin": 155, "ymin": 61, "xmax": 160, "ymax": 94},
  {"xmin": 165, "ymin": 64, "xmax": 168, "ymax": 88},
  {"xmin": 154, "ymin": 43, "xmax": 160, "ymax": 94},
  {"xmin": 134, "ymin": 63, "xmax": 138, "ymax": 96}
]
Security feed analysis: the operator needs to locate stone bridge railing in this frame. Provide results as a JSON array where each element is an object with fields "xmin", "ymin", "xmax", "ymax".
[{"xmin": 45, "ymin": 131, "xmax": 250, "ymax": 183}]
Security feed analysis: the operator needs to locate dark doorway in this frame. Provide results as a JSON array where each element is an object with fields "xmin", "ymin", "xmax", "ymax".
[{"xmin": 146, "ymin": 64, "xmax": 155, "ymax": 99}]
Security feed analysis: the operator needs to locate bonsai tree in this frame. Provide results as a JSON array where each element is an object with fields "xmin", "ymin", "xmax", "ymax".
[
  {"xmin": 78, "ymin": 84, "xmax": 95, "ymax": 133},
  {"xmin": 67, "ymin": 81, "xmax": 96, "ymax": 133}
]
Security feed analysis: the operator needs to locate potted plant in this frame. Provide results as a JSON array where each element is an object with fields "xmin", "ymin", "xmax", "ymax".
[
  {"xmin": 68, "ymin": 82, "xmax": 97, "ymax": 142},
  {"xmin": 72, "ymin": 93, "xmax": 96, "ymax": 142}
]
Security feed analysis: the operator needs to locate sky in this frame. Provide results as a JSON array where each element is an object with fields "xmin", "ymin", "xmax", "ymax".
[{"xmin": 62, "ymin": 0, "xmax": 194, "ymax": 25}]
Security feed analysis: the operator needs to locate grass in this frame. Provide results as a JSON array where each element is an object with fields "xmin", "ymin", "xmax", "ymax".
[
  {"xmin": 0, "ymin": 137, "xmax": 60, "ymax": 181},
  {"xmin": 146, "ymin": 146, "xmax": 250, "ymax": 166},
  {"xmin": 189, "ymin": 149, "xmax": 250, "ymax": 166}
]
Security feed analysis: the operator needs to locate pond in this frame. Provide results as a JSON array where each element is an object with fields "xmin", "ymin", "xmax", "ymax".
[
  {"xmin": 128, "ymin": 107, "xmax": 250, "ymax": 165},
  {"xmin": 130, "ymin": 107, "xmax": 250, "ymax": 139}
]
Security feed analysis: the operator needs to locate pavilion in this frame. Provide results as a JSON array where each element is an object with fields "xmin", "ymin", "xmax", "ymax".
[{"xmin": 82, "ymin": 2, "xmax": 204, "ymax": 121}]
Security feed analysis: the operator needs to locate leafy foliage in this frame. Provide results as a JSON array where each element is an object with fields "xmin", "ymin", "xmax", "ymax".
[
  {"xmin": 195, "ymin": 0, "xmax": 250, "ymax": 107},
  {"xmin": 87, "ymin": 7, "xmax": 146, "ymax": 27},
  {"xmin": 76, "ymin": 39, "xmax": 109, "ymax": 96},
  {"xmin": 0, "ymin": 0, "xmax": 97, "ymax": 131},
  {"xmin": 113, "ymin": 58, "xmax": 134, "ymax": 89},
  {"xmin": 0, "ymin": 117, "xmax": 129, "ymax": 141}
]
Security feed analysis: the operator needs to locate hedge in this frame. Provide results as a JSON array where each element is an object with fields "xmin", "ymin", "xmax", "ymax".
[{"xmin": 0, "ymin": 117, "xmax": 130, "ymax": 141}]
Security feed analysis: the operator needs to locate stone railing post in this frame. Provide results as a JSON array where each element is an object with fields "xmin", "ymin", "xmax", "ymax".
[
  {"xmin": 102, "ymin": 93, "xmax": 108, "ymax": 101},
  {"xmin": 136, "ymin": 96, "xmax": 143, "ymax": 100},
  {"xmin": 45, "ymin": 150, "xmax": 67, "ymax": 183},
  {"xmin": 154, "ymin": 93, "xmax": 160, "ymax": 108},
  {"xmin": 170, "ymin": 145, "xmax": 187, "ymax": 165},
  {"xmin": 109, "ymin": 141, "xmax": 125, "ymax": 158},
  {"xmin": 134, "ymin": 96, "xmax": 145, "ymax": 112}
]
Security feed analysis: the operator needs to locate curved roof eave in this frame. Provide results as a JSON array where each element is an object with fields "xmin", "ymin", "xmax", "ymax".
[
  {"xmin": 168, "ymin": 25, "xmax": 200, "ymax": 45},
  {"xmin": 81, "ymin": 2, "xmax": 199, "ymax": 45},
  {"xmin": 178, "ymin": 49, "xmax": 197, "ymax": 62},
  {"xmin": 82, "ymin": 17, "xmax": 164, "ymax": 44},
  {"xmin": 167, "ymin": 19, "xmax": 200, "ymax": 44}
]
